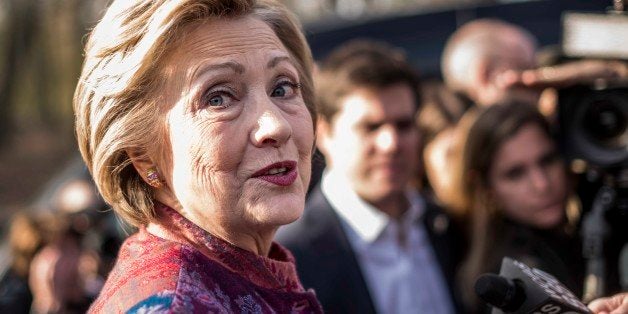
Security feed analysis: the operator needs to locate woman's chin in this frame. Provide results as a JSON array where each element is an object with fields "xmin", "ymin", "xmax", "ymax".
[
  {"xmin": 241, "ymin": 179, "xmax": 306, "ymax": 222},
  {"xmin": 535, "ymin": 206, "xmax": 565, "ymax": 229},
  {"xmin": 249, "ymin": 194, "xmax": 305, "ymax": 227}
]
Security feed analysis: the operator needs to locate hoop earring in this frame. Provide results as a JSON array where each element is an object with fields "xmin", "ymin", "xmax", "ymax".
[{"xmin": 146, "ymin": 168, "xmax": 163, "ymax": 188}]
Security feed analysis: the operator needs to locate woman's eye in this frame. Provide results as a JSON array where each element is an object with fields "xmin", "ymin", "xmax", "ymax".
[
  {"xmin": 272, "ymin": 86, "xmax": 287, "ymax": 97},
  {"xmin": 208, "ymin": 95, "xmax": 224, "ymax": 107},
  {"xmin": 202, "ymin": 89, "xmax": 235, "ymax": 109},
  {"xmin": 505, "ymin": 167, "xmax": 524, "ymax": 181},
  {"xmin": 271, "ymin": 81, "xmax": 300, "ymax": 98}
]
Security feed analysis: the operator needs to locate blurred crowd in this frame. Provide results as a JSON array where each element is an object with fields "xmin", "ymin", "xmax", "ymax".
[
  {"xmin": 1, "ymin": 10, "xmax": 627, "ymax": 314},
  {"xmin": 0, "ymin": 172, "xmax": 128, "ymax": 313}
]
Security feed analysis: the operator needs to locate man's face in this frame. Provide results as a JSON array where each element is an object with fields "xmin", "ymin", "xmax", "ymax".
[{"xmin": 319, "ymin": 83, "xmax": 420, "ymax": 204}]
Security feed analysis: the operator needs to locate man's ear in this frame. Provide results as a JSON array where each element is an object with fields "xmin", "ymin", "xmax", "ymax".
[
  {"xmin": 475, "ymin": 58, "xmax": 505, "ymax": 105},
  {"xmin": 475, "ymin": 58, "xmax": 492, "ymax": 87},
  {"xmin": 315, "ymin": 119, "xmax": 332, "ymax": 157},
  {"xmin": 125, "ymin": 148, "xmax": 157, "ymax": 184}
]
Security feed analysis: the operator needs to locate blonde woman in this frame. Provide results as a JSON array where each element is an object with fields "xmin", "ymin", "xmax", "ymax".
[{"xmin": 74, "ymin": 0, "xmax": 322, "ymax": 312}]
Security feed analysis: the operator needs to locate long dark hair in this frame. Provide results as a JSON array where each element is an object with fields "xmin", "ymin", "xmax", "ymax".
[{"xmin": 457, "ymin": 102, "xmax": 560, "ymax": 309}]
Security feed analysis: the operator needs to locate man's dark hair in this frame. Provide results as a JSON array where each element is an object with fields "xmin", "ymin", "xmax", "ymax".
[{"xmin": 316, "ymin": 39, "xmax": 422, "ymax": 122}]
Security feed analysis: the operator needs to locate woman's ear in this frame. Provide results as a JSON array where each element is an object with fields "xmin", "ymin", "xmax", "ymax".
[{"xmin": 125, "ymin": 148, "xmax": 160, "ymax": 187}]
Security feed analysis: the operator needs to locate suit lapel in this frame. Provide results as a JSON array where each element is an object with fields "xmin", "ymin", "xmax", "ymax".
[
  {"xmin": 306, "ymin": 186, "xmax": 377, "ymax": 314},
  {"xmin": 420, "ymin": 200, "xmax": 464, "ymax": 312}
]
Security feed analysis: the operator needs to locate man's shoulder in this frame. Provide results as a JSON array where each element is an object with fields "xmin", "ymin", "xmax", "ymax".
[{"xmin": 418, "ymin": 194, "xmax": 460, "ymax": 237}]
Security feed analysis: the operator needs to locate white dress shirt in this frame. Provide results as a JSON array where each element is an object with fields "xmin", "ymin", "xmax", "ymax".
[{"xmin": 321, "ymin": 170, "xmax": 454, "ymax": 314}]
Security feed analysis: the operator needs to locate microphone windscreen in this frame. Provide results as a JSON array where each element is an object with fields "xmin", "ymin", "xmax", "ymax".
[
  {"xmin": 486, "ymin": 257, "xmax": 591, "ymax": 313},
  {"xmin": 475, "ymin": 274, "xmax": 518, "ymax": 309}
]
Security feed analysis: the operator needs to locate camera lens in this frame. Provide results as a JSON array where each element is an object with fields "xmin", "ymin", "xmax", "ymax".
[
  {"xmin": 559, "ymin": 86, "xmax": 628, "ymax": 168},
  {"xmin": 582, "ymin": 99, "xmax": 627, "ymax": 148}
]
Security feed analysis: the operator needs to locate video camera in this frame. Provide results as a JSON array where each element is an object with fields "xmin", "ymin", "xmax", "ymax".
[
  {"xmin": 558, "ymin": 5, "xmax": 628, "ymax": 177},
  {"xmin": 557, "ymin": 2, "xmax": 628, "ymax": 302}
]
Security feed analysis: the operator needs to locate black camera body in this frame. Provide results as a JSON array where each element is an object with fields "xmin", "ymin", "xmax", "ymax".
[
  {"xmin": 559, "ymin": 10, "xmax": 628, "ymax": 175},
  {"xmin": 557, "ymin": 83, "xmax": 628, "ymax": 301},
  {"xmin": 558, "ymin": 8, "xmax": 628, "ymax": 298},
  {"xmin": 558, "ymin": 84, "xmax": 628, "ymax": 170}
]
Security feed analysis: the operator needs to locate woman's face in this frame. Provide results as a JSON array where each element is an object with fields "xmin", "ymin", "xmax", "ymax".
[
  {"xmin": 488, "ymin": 123, "xmax": 567, "ymax": 229},
  {"xmin": 424, "ymin": 128, "xmax": 457, "ymax": 205},
  {"xmin": 153, "ymin": 17, "xmax": 313, "ymax": 240}
]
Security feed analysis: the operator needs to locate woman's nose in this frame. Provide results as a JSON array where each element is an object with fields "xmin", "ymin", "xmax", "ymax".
[
  {"xmin": 529, "ymin": 167, "xmax": 551, "ymax": 192},
  {"xmin": 251, "ymin": 101, "xmax": 291, "ymax": 148}
]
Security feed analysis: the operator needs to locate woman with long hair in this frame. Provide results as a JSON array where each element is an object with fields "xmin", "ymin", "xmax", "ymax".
[{"xmin": 454, "ymin": 102, "xmax": 583, "ymax": 312}]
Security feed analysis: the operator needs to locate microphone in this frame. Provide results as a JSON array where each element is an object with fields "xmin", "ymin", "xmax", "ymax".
[
  {"xmin": 475, "ymin": 274, "xmax": 525, "ymax": 312},
  {"xmin": 475, "ymin": 257, "xmax": 591, "ymax": 313}
]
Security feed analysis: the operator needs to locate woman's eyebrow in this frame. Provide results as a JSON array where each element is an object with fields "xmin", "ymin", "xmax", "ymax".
[
  {"xmin": 191, "ymin": 56, "xmax": 292, "ymax": 81},
  {"xmin": 267, "ymin": 55, "xmax": 293, "ymax": 69},
  {"xmin": 194, "ymin": 61, "xmax": 245, "ymax": 79}
]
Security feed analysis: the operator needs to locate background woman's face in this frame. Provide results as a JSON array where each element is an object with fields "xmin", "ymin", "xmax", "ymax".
[
  {"xmin": 154, "ymin": 16, "xmax": 313, "ymax": 236},
  {"xmin": 488, "ymin": 123, "xmax": 567, "ymax": 229},
  {"xmin": 424, "ymin": 127, "xmax": 457, "ymax": 205}
]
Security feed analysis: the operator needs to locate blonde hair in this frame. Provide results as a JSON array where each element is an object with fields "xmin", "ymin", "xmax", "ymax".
[{"xmin": 74, "ymin": 0, "xmax": 315, "ymax": 227}]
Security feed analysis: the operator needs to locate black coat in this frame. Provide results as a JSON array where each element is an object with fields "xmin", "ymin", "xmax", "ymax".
[
  {"xmin": 0, "ymin": 269, "xmax": 32, "ymax": 314},
  {"xmin": 276, "ymin": 186, "xmax": 463, "ymax": 313}
]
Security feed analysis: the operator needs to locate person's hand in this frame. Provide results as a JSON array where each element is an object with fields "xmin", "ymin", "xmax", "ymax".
[
  {"xmin": 588, "ymin": 292, "xmax": 628, "ymax": 314},
  {"xmin": 496, "ymin": 60, "xmax": 628, "ymax": 90}
]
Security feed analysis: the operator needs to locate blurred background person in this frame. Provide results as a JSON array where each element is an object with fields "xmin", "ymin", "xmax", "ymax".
[
  {"xmin": 48, "ymin": 172, "xmax": 125, "ymax": 284},
  {"xmin": 73, "ymin": 0, "xmax": 322, "ymax": 312},
  {"xmin": 441, "ymin": 18, "xmax": 540, "ymax": 108},
  {"xmin": 277, "ymin": 40, "xmax": 461, "ymax": 314},
  {"xmin": 496, "ymin": 49, "xmax": 628, "ymax": 302},
  {"xmin": 451, "ymin": 102, "xmax": 625, "ymax": 313},
  {"xmin": 416, "ymin": 81, "xmax": 470, "ymax": 219},
  {"xmin": 1, "ymin": 165, "xmax": 118, "ymax": 314},
  {"xmin": 429, "ymin": 18, "xmax": 544, "ymax": 227},
  {"xmin": 26, "ymin": 167, "xmax": 117, "ymax": 314},
  {"xmin": 29, "ymin": 212, "xmax": 95, "ymax": 314},
  {"xmin": 0, "ymin": 212, "xmax": 42, "ymax": 313},
  {"xmin": 454, "ymin": 102, "xmax": 579, "ymax": 312}
]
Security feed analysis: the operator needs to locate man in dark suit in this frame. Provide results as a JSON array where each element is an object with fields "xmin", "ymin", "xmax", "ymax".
[{"xmin": 276, "ymin": 40, "xmax": 461, "ymax": 313}]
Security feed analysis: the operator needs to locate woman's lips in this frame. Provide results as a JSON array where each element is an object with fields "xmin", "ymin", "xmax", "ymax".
[
  {"xmin": 251, "ymin": 160, "xmax": 298, "ymax": 186},
  {"xmin": 541, "ymin": 200, "xmax": 564, "ymax": 212}
]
